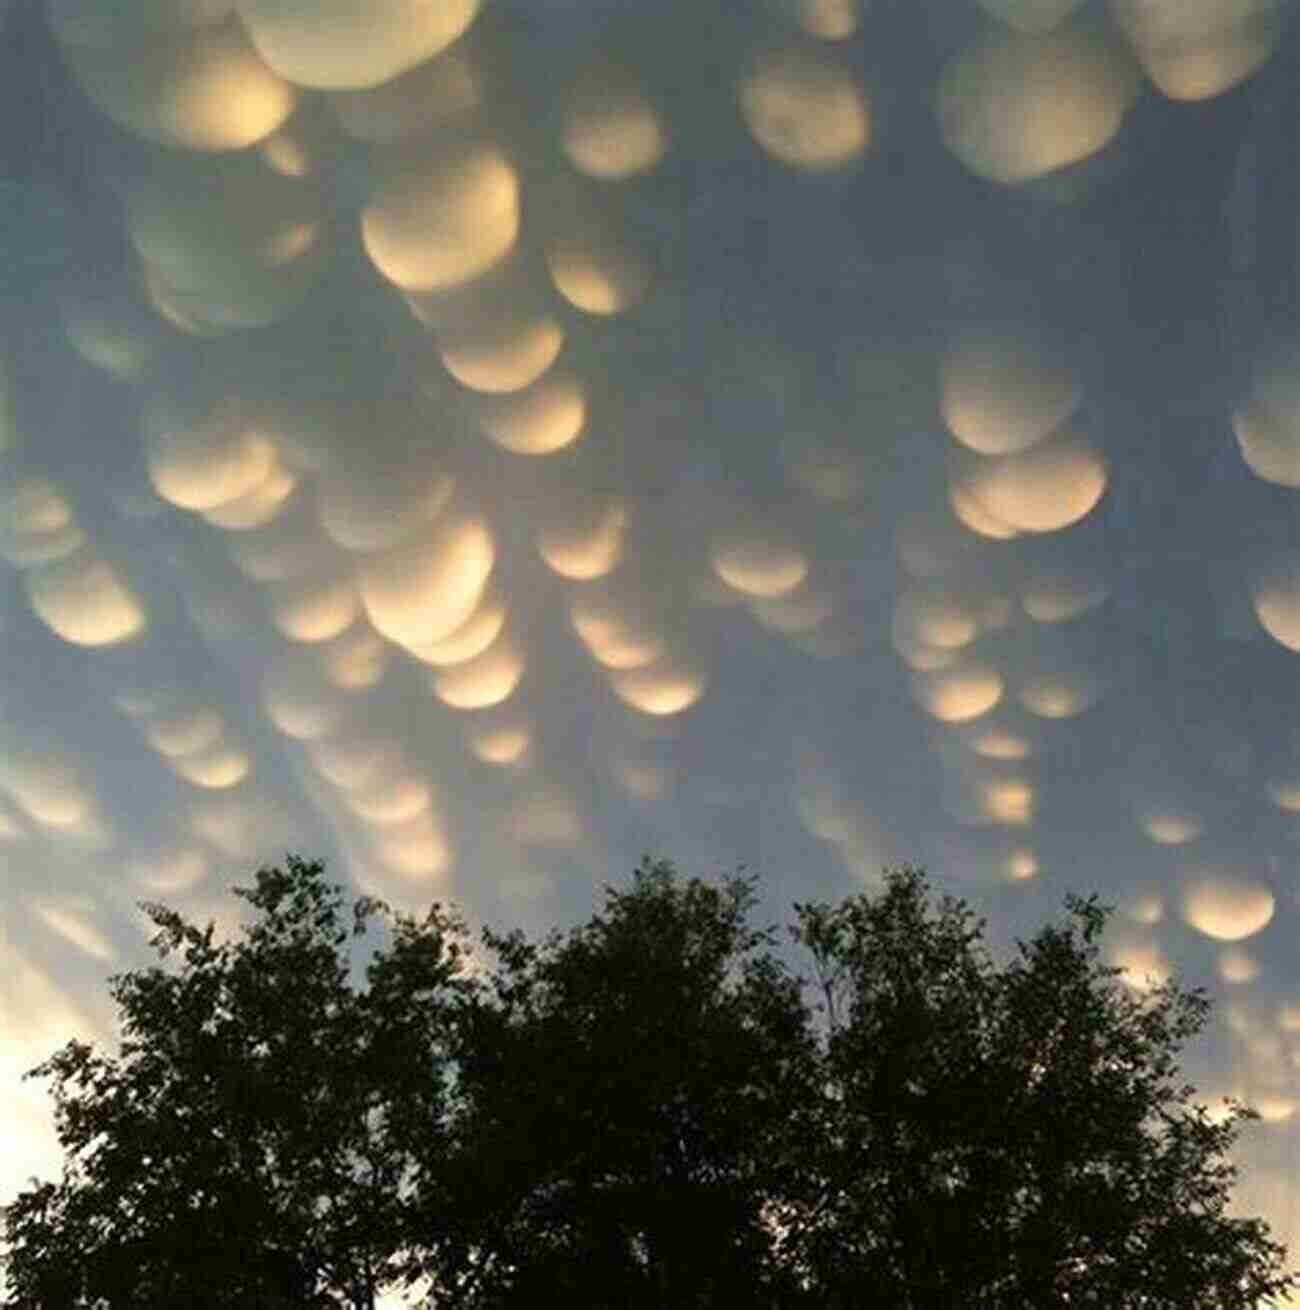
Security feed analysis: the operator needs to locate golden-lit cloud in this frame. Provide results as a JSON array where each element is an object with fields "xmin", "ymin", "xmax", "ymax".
[
  {"xmin": 346, "ymin": 774, "xmax": 434, "ymax": 827},
  {"xmin": 739, "ymin": 42, "xmax": 870, "ymax": 171},
  {"xmin": 57, "ymin": 16, "xmax": 296, "ymax": 152},
  {"xmin": 0, "ymin": 477, "xmax": 84, "ymax": 567},
  {"xmin": 1251, "ymin": 556, "xmax": 1300, "ymax": 652},
  {"xmin": 1221, "ymin": 948, "xmax": 1261, "ymax": 985},
  {"xmin": 358, "ymin": 514, "xmax": 495, "ymax": 650},
  {"xmin": 913, "ymin": 665, "xmax": 1004, "ymax": 723},
  {"xmin": 893, "ymin": 585, "xmax": 980, "ymax": 651},
  {"xmin": 236, "ymin": 0, "xmax": 482, "ymax": 90},
  {"xmin": 1182, "ymin": 875, "xmax": 1276, "ymax": 942},
  {"xmin": 438, "ymin": 312, "xmax": 566, "ymax": 396},
  {"xmin": 24, "ymin": 549, "xmax": 146, "ymax": 648},
  {"xmin": 1109, "ymin": 938, "xmax": 1172, "ymax": 991},
  {"xmin": 1017, "ymin": 672, "xmax": 1100, "ymax": 719},
  {"xmin": 712, "ymin": 534, "xmax": 809, "ymax": 599},
  {"xmin": 1111, "ymin": 0, "xmax": 1281, "ymax": 101},
  {"xmin": 147, "ymin": 414, "xmax": 278, "ymax": 513},
  {"xmin": 171, "ymin": 743, "xmax": 251, "ymax": 790},
  {"xmin": 571, "ymin": 593, "xmax": 662, "ymax": 670},
  {"xmin": 317, "ymin": 623, "xmax": 389, "ymax": 690},
  {"xmin": 0, "ymin": 750, "xmax": 106, "ymax": 842},
  {"xmin": 950, "ymin": 431, "xmax": 1106, "ymax": 534},
  {"xmin": 982, "ymin": 778, "xmax": 1035, "ymax": 825},
  {"xmin": 317, "ymin": 465, "xmax": 454, "ymax": 554},
  {"xmin": 949, "ymin": 481, "xmax": 1022, "ymax": 540},
  {"xmin": 1234, "ymin": 348, "xmax": 1300, "ymax": 487},
  {"xmin": 362, "ymin": 141, "xmax": 520, "ymax": 293},
  {"xmin": 546, "ymin": 222, "xmax": 653, "ymax": 318},
  {"xmin": 1138, "ymin": 810, "xmax": 1205, "ymax": 846},
  {"xmin": 258, "ymin": 126, "xmax": 314, "ymax": 178},
  {"xmin": 1020, "ymin": 565, "xmax": 1109, "ymax": 622},
  {"xmin": 369, "ymin": 808, "xmax": 452, "ymax": 880},
  {"xmin": 538, "ymin": 501, "xmax": 627, "ymax": 581},
  {"xmin": 941, "ymin": 328, "xmax": 1081, "ymax": 455},
  {"xmin": 937, "ymin": 21, "xmax": 1136, "ymax": 183},
  {"xmin": 469, "ymin": 723, "xmax": 531, "ymax": 767},
  {"xmin": 969, "ymin": 729, "xmax": 1034, "ymax": 761},
  {"xmin": 201, "ymin": 459, "xmax": 298, "ymax": 531},
  {"xmin": 407, "ymin": 588, "xmax": 506, "ymax": 667},
  {"xmin": 142, "ymin": 707, "xmax": 225, "ymax": 759},
  {"xmin": 894, "ymin": 633, "xmax": 957, "ymax": 674},
  {"xmin": 430, "ymin": 632, "xmax": 524, "ymax": 711},
  {"xmin": 562, "ymin": 62, "xmax": 666, "ymax": 180},
  {"xmin": 475, "ymin": 371, "xmax": 587, "ymax": 456},
  {"xmin": 1006, "ymin": 848, "xmax": 1039, "ymax": 879},
  {"xmin": 611, "ymin": 663, "xmax": 707, "ymax": 716},
  {"xmin": 1252, "ymin": 1093, "xmax": 1297, "ymax": 1124},
  {"xmin": 267, "ymin": 570, "xmax": 360, "ymax": 644}
]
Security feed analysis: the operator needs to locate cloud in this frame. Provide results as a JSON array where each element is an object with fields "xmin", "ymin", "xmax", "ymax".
[{"xmin": 3, "ymin": 0, "xmax": 1300, "ymax": 1293}]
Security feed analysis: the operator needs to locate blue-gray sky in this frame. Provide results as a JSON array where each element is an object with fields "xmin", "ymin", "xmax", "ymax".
[{"xmin": 4, "ymin": 0, "xmax": 1300, "ymax": 1300}]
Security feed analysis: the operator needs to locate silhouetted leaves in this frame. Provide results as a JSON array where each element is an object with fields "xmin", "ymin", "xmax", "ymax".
[
  {"xmin": 2, "ymin": 855, "xmax": 472, "ymax": 1310},
  {"xmin": 425, "ymin": 859, "xmax": 817, "ymax": 1308},
  {"xmin": 4, "ymin": 858, "xmax": 1294, "ymax": 1309},
  {"xmin": 780, "ymin": 867, "xmax": 1295, "ymax": 1309}
]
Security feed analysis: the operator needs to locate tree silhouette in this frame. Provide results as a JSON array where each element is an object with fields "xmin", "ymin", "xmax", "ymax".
[
  {"xmin": 2, "ymin": 856, "xmax": 472, "ymax": 1309},
  {"xmin": 779, "ymin": 867, "xmax": 1295, "ymax": 1308},
  {"xmin": 4, "ymin": 857, "xmax": 1295, "ymax": 1309},
  {"xmin": 425, "ymin": 859, "xmax": 817, "ymax": 1307}
]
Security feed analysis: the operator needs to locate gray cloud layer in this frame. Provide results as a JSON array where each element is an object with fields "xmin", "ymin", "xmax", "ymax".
[{"xmin": 3, "ymin": 0, "xmax": 1300, "ymax": 1295}]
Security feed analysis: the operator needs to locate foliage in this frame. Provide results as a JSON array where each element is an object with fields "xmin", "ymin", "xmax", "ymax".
[
  {"xmin": 2, "ymin": 855, "xmax": 472, "ymax": 1310},
  {"xmin": 426, "ymin": 859, "xmax": 818, "ymax": 1307},
  {"xmin": 4, "ymin": 857, "xmax": 1295, "ymax": 1310},
  {"xmin": 781, "ymin": 867, "xmax": 1296, "ymax": 1308}
]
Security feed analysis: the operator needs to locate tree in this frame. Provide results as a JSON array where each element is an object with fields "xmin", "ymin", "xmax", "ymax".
[
  {"xmin": 2, "ymin": 855, "xmax": 473, "ymax": 1310},
  {"xmin": 6, "ymin": 857, "xmax": 1295, "ymax": 1309},
  {"xmin": 422, "ymin": 858, "xmax": 819, "ymax": 1308},
  {"xmin": 778, "ymin": 866, "xmax": 1298, "ymax": 1309}
]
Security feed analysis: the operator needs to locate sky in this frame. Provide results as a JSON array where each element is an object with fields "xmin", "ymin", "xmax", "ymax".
[{"xmin": 4, "ymin": 0, "xmax": 1300, "ymax": 1300}]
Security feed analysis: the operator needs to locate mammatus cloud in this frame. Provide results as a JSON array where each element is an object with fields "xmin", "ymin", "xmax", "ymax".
[{"xmin": 3, "ymin": 0, "xmax": 1300, "ymax": 1301}]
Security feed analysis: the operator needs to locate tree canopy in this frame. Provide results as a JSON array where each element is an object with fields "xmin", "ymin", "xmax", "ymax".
[
  {"xmin": 428, "ymin": 861, "xmax": 817, "ymax": 1308},
  {"xmin": 4, "ymin": 856, "xmax": 1295, "ymax": 1309},
  {"xmin": 1, "ymin": 856, "xmax": 472, "ymax": 1309},
  {"xmin": 780, "ymin": 873, "xmax": 1293, "ymax": 1307}
]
